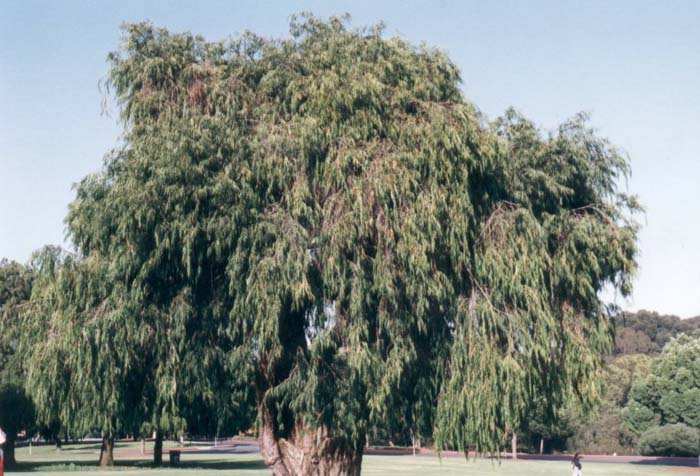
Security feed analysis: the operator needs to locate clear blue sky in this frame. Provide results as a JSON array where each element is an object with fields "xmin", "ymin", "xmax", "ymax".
[{"xmin": 1, "ymin": 0, "xmax": 698, "ymax": 317}]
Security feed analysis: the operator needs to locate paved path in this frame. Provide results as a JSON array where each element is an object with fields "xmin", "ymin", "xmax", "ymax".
[
  {"xmin": 365, "ymin": 446, "xmax": 698, "ymax": 467},
  {"xmin": 118, "ymin": 437, "xmax": 699, "ymax": 468}
]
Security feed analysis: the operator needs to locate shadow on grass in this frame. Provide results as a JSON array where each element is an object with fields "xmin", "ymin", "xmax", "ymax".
[
  {"xmin": 11, "ymin": 458, "xmax": 268, "ymax": 472},
  {"xmin": 177, "ymin": 459, "xmax": 268, "ymax": 471},
  {"xmin": 628, "ymin": 458, "xmax": 698, "ymax": 467},
  {"xmin": 517, "ymin": 453, "xmax": 698, "ymax": 468},
  {"xmin": 45, "ymin": 442, "xmax": 105, "ymax": 452}
]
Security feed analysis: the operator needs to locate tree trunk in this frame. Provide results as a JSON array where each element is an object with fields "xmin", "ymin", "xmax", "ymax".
[
  {"xmin": 259, "ymin": 408, "xmax": 363, "ymax": 476},
  {"xmin": 3, "ymin": 435, "xmax": 17, "ymax": 468},
  {"xmin": 511, "ymin": 432, "xmax": 517, "ymax": 460},
  {"xmin": 255, "ymin": 304, "xmax": 362, "ymax": 476},
  {"xmin": 99, "ymin": 435, "xmax": 115, "ymax": 467},
  {"xmin": 539, "ymin": 437, "xmax": 544, "ymax": 455},
  {"xmin": 153, "ymin": 429, "xmax": 163, "ymax": 466}
]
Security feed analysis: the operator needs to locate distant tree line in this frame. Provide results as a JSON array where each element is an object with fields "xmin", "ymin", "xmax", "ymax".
[{"xmin": 613, "ymin": 310, "xmax": 700, "ymax": 355}]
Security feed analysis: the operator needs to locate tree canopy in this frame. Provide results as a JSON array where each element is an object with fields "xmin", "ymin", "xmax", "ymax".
[{"xmin": 19, "ymin": 15, "xmax": 638, "ymax": 476}]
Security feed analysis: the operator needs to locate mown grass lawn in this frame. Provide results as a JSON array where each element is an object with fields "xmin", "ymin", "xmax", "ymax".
[{"xmin": 5, "ymin": 442, "xmax": 683, "ymax": 476}]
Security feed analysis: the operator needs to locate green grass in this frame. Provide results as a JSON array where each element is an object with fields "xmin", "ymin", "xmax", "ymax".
[
  {"xmin": 361, "ymin": 455, "xmax": 683, "ymax": 476},
  {"xmin": 4, "ymin": 442, "xmax": 683, "ymax": 476}
]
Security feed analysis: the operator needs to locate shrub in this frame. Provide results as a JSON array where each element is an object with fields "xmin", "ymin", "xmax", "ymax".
[{"xmin": 638, "ymin": 424, "xmax": 699, "ymax": 457}]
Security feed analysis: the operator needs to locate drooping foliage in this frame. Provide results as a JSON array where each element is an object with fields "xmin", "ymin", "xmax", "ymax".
[
  {"xmin": 434, "ymin": 107, "xmax": 638, "ymax": 453},
  {"xmin": 18, "ymin": 246, "xmax": 149, "ymax": 465},
  {"xmin": 21, "ymin": 15, "xmax": 638, "ymax": 475},
  {"xmin": 20, "ymin": 241, "xmax": 254, "ymax": 465}
]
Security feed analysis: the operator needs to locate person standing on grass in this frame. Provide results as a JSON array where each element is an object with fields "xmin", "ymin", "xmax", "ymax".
[{"xmin": 571, "ymin": 452, "xmax": 583, "ymax": 476}]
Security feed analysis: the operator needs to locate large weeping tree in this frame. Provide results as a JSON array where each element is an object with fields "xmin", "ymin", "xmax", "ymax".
[{"xmin": 39, "ymin": 14, "xmax": 637, "ymax": 475}]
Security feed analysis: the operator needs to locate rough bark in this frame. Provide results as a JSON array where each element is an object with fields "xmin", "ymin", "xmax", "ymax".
[
  {"xmin": 259, "ymin": 409, "xmax": 363, "ymax": 476},
  {"xmin": 153, "ymin": 429, "xmax": 163, "ymax": 466},
  {"xmin": 3, "ymin": 435, "xmax": 17, "ymax": 468},
  {"xmin": 99, "ymin": 435, "xmax": 115, "ymax": 467},
  {"xmin": 511, "ymin": 432, "xmax": 517, "ymax": 460},
  {"xmin": 255, "ymin": 303, "xmax": 364, "ymax": 476}
]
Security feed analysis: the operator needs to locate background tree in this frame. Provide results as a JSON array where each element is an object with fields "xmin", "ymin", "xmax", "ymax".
[
  {"xmin": 562, "ymin": 310, "xmax": 700, "ymax": 456},
  {"xmin": 624, "ymin": 334, "xmax": 700, "ymax": 459},
  {"xmin": 19, "ymin": 247, "xmax": 149, "ymax": 467},
  {"xmin": 0, "ymin": 383, "xmax": 35, "ymax": 467},
  {"xmin": 615, "ymin": 328, "xmax": 655, "ymax": 355},
  {"xmin": 614, "ymin": 311, "xmax": 700, "ymax": 354},
  {"xmin": 37, "ymin": 419, "xmax": 65, "ymax": 450},
  {"xmin": 637, "ymin": 424, "xmax": 699, "ymax": 457},
  {"xmin": 0, "ymin": 259, "xmax": 34, "ymax": 380},
  {"xmin": 566, "ymin": 353, "xmax": 651, "ymax": 454},
  {"xmin": 0, "ymin": 259, "xmax": 36, "ymax": 467},
  {"xmin": 523, "ymin": 399, "xmax": 575, "ymax": 454}
]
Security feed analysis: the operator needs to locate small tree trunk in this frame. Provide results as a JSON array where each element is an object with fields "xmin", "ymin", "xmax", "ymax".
[
  {"xmin": 153, "ymin": 429, "xmax": 163, "ymax": 466},
  {"xmin": 4, "ymin": 435, "xmax": 17, "ymax": 468},
  {"xmin": 511, "ymin": 432, "xmax": 517, "ymax": 460},
  {"xmin": 539, "ymin": 437, "xmax": 544, "ymax": 455},
  {"xmin": 99, "ymin": 435, "xmax": 115, "ymax": 467},
  {"xmin": 259, "ymin": 408, "xmax": 363, "ymax": 476}
]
